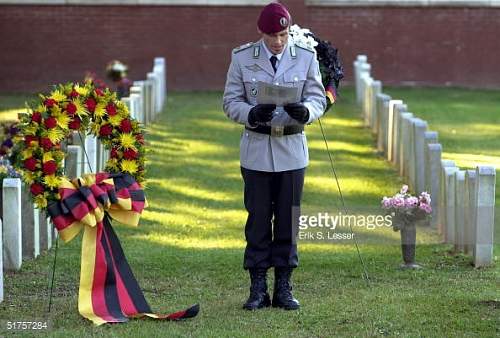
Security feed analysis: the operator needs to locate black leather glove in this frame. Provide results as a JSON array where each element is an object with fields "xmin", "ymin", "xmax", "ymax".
[
  {"xmin": 284, "ymin": 103, "xmax": 310, "ymax": 123},
  {"xmin": 248, "ymin": 104, "xmax": 276, "ymax": 126}
]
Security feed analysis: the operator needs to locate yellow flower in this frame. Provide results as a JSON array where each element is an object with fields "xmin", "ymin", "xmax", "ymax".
[
  {"xmin": 50, "ymin": 90, "xmax": 67, "ymax": 102},
  {"xmin": 74, "ymin": 84, "xmax": 89, "ymax": 96},
  {"xmin": 46, "ymin": 128, "xmax": 65, "ymax": 144},
  {"xmin": 51, "ymin": 105, "xmax": 62, "ymax": 116},
  {"xmin": 43, "ymin": 174, "xmax": 62, "ymax": 189},
  {"xmin": 43, "ymin": 152, "xmax": 54, "ymax": 163},
  {"xmin": 22, "ymin": 171, "xmax": 35, "ymax": 184},
  {"xmin": 120, "ymin": 160, "xmax": 138, "ymax": 174},
  {"xmin": 55, "ymin": 113, "xmax": 70, "ymax": 130},
  {"xmin": 0, "ymin": 167, "xmax": 7, "ymax": 175},
  {"xmin": 109, "ymin": 114, "xmax": 122, "ymax": 127},
  {"xmin": 21, "ymin": 149, "xmax": 34, "ymax": 160},
  {"xmin": 36, "ymin": 104, "xmax": 47, "ymax": 113},
  {"xmin": 119, "ymin": 133, "xmax": 136, "ymax": 150},
  {"xmin": 105, "ymin": 158, "xmax": 119, "ymax": 171},
  {"xmin": 73, "ymin": 99, "xmax": 88, "ymax": 117},
  {"xmin": 23, "ymin": 125, "xmax": 39, "ymax": 136},
  {"xmin": 34, "ymin": 195, "xmax": 48, "ymax": 209},
  {"xmin": 94, "ymin": 102, "xmax": 106, "ymax": 118}
]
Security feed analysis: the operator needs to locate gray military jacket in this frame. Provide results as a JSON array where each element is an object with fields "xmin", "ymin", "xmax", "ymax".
[{"xmin": 223, "ymin": 39, "xmax": 326, "ymax": 172}]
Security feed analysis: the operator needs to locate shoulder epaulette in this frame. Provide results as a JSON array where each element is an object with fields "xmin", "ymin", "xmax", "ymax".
[
  {"xmin": 294, "ymin": 42, "xmax": 315, "ymax": 53},
  {"xmin": 233, "ymin": 42, "xmax": 254, "ymax": 54}
]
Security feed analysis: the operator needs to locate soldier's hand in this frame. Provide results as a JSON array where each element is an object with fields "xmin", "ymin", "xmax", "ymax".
[
  {"xmin": 248, "ymin": 104, "xmax": 276, "ymax": 125},
  {"xmin": 284, "ymin": 103, "xmax": 309, "ymax": 124}
]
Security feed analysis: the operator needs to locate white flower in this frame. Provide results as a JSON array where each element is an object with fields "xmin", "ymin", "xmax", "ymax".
[
  {"xmin": 110, "ymin": 61, "xmax": 128, "ymax": 73},
  {"xmin": 289, "ymin": 24, "xmax": 318, "ymax": 49}
]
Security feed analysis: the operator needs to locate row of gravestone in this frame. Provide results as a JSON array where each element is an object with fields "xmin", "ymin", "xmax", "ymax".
[
  {"xmin": 0, "ymin": 57, "xmax": 167, "ymax": 303},
  {"xmin": 353, "ymin": 55, "xmax": 496, "ymax": 268}
]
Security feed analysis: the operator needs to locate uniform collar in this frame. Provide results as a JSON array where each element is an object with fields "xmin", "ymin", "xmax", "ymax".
[{"xmin": 261, "ymin": 39, "xmax": 286, "ymax": 62}]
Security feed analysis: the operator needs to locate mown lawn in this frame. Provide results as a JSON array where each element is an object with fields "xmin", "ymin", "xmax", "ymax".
[{"xmin": 0, "ymin": 88, "xmax": 498, "ymax": 337}]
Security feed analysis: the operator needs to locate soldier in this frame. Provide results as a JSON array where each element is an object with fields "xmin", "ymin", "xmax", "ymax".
[{"xmin": 223, "ymin": 2, "xmax": 326, "ymax": 311}]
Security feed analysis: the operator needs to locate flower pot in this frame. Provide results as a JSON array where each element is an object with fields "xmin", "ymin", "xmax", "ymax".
[{"xmin": 399, "ymin": 223, "xmax": 422, "ymax": 269}]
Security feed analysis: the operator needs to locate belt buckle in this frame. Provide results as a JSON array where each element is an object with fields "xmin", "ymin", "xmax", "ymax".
[{"xmin": 271, "ymin": 126, "xmax": 284, "ymax": 137}]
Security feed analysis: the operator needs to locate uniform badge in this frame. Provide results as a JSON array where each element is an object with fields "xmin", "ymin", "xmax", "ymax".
[
  {"xmin": 253, "ymin": 45, "xmax": 260, "ymax": 58},
  {"xmin": 251, "ymin": 87, "xmax": 258, "ymax": 96},
  {"xmin": 245, "ymin": 64, "xmax": 262, "ymax": 72},
  {"xmin": 280, "ymin": 17, "xmax": 288, "ymax": 27}
]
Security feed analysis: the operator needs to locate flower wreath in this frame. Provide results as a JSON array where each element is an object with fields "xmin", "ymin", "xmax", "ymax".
[
  {"xmin": 15, "ymin": 80, "xmax": 145, "ymax": 210},
  {"xmin": 289, "ymin": 24, "xmax": 344, "ymax": 112}
]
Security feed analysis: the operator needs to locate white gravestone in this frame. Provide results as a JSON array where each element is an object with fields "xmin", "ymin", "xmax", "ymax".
[
  {"xmin": 353, "ymin": 55, "xmax": 367, "ymax": 105},
  {"xmin": 370, "ymin": 81, "xmax": 382, "ymax": 134},
  {"xmin": 84, "ymin": 136, "xmax": 97, "ymax": 174},
  {"xmin": 129, "ymin": 93, "xmax": 141, "ymax": 121},
  {"xmin": 399, "ymin": 113, "xmax": 414, "ymax": 178},
  {"xmin": 147, "ymin": 72, "xmax": 160, "ymax": 117},
  {"xmin": 426, "ymin": 143, "xmax": 442, "ymax": 228},
  {"xmin": 464, "ymin": 170, "xmax": 476, "ymax": 255},
  {"xmin": 439, "ymin": 160, "xmax": 455, "ymax": 238},
  {"xmin": 66, "ymin": 145, "xmax": 82, "ymax": 179},
  {"xmin": 424, "ymin": 131, "xmax": 439, "ymax": 192},
  {"xmin": 72, "ymin": 132, "xmax": 87, "ymax": 175},
  {"xmin": 376, "ymin": 94, "xmax": 391, "ymax": 155},
  {"xmin": 130, "ymin": 84, "xmax": 145, "ymax": 125},
  {"xmin": 363, "ymin": 76, "xmax": 373, "ymax": 127},
  {"xmin": 392, "ymin": 103, "xmax": 408, "ymax": 168},
  {"xmin": 454, "ymin": 170, "xmax": 466, "ymax": 252},
  {"xmin": 444, "ymin": 166, "xmax": 459, "ymax": 245},
  {"xmin": 409, "ymin": 118, "xmax": 428, "ymax": 193},
  {"xmin": 2, "ymin": 178, "xmax": 22, "ymax": 271},
  {"xmin": 21, "ymin": 185, "xmax": 38, "ymax": 259},
  {"xmin": 387, "ymin": 99, "xmax": 403, "ymax": 162},
  {"xmin": 359, "ymin": 63, "xmax": 371, "ymax": 111},
  {"xmin": 473, "ymin": 166, "xmax": 495, "ymax": 267}
]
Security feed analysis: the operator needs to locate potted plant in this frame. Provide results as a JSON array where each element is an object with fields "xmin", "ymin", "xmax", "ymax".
[{"xmin": 381, "ymin": 185, "xmax": 432, "ymax": 269}]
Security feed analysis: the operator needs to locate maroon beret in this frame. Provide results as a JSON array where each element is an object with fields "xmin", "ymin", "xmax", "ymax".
[{"xmin": 257, "ymin": 2, "xmax": 291, "ymax": 34}]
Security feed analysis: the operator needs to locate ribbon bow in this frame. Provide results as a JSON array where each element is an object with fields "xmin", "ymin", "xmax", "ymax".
[{"xmin": 47, "ymin": 172, "xmax": 198, "ymax": 325}]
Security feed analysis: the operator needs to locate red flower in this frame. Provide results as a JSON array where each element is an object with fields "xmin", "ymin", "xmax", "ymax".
[
  {"xmin": 110, "ymin": 147, "xmax": 119, "ymax": 158},
  {"xmin": 69, "ymin": 90, "xmax": 79, "ymax": 98},
  {"xmin": 106, "ymin": 103, "xmax": 117, "ymax": 116},
  {"xmin": 68, "ymin": 118, "xmax": 81, "ymax": 130},
  {"xmin": 42, "ymin": 160, "xmax": 57, "ymax": 175},
  {"xmin": 32, "ymin": 111, "xmax": 42, "ymax": 123},
  {"xmin": 99, "ymin": 124, "xmax": 113, "ymax": 137},
  {"xmin": 30, "ymin": 183, "xmax": 44, "ymax": 196},
  {"xmin": 123, "ymin": 149, "xmax": 138, "ymax": 160},
  {"xmin": 66, "ymin": 102, "xmax": 77, "ymax": 115},
  {"xmin": 44, "ymin": 116, "xmax": 57, "ymax": 129},
  {"xmin": 120, "ymin": 119, "xmax": 132, "ymax": 133},
  {"xmin": 24, "ymin": 135, "xmax": 38, "ymax": 147},
  {"xmin": 44, "ymin": 98, "xmax": 57, "ymax": 108},
  {"xmin": 40, "ymin": 137, "xmax": 53, "ymax": 150},
  {"xmin": 95, "ymin": 88, "xmax": 104, "ymax": 96},
  {"xmin": 85, "ymin": 98, "xmax": 97, "ymax": 112},
  {"xmin": 24, "ymin": 157, "xmax": 37, "ymax": 171},
  {"xmin": 135, "ymin": 134, "xmax": 145, "ymax": 145}
]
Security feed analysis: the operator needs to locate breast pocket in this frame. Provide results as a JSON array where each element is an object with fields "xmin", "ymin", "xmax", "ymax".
[
  {"xmin": 283, "ymin": 71, "xmax": 307, "ymax": 103},
  {"xmin": 242, "ymin": 71, "xmax": 269, "ymax": 105}
]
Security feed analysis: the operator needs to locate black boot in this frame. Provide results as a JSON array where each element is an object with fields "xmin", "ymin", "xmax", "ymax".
[
  {"xmin": 243, "ymin": 268, "xmax": 271, "ymax": 310},
  {"xmin": 272, "ymin": 267, "xmax": 300, "ymax": 310}
]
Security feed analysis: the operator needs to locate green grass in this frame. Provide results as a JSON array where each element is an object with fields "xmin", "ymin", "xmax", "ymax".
[{"xmin": 0, "ymin": 89, "xmax": 498, "ymax": 337}]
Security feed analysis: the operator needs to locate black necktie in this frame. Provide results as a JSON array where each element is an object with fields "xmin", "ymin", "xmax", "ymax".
[{"xmin": 270, "ymin": 55, "xmax": 278, "ymax": 73}]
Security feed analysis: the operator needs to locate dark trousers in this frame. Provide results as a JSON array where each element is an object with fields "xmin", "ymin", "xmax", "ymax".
[{"xmin": 241, "ymin": 167, "xmax": 305, "ymax": 270}]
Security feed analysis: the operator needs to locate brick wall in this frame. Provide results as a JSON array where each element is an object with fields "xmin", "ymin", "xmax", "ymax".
[{"xmin": 0, "ymin": 2, "xmax": 499, "ymax": 93}]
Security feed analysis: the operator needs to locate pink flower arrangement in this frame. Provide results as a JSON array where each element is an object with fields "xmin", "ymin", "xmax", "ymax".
[{"xmin": 381, "ymin": 185, "xmax": 432, "ymax": 230}]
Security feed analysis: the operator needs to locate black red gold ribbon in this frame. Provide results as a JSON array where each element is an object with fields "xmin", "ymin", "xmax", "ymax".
[{"xmin": 47, "ymin": 173, "xmax": 199, "ymax": 325}]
